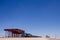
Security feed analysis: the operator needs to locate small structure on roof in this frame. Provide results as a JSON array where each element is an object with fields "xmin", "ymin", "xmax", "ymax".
[{"xmin": 4, "ymin": 29, "xmax": 25, "ymax": 37}]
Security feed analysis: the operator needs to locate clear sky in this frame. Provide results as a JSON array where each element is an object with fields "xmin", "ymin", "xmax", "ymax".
[{"xmin": 0, "ymin": 0, "xmax": 60, "ymax": 37}]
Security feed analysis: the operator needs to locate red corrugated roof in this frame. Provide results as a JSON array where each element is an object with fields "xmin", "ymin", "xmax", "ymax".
[{"xmin": 4, "ymin": 29, "xmax": 24, "ymax": 34}]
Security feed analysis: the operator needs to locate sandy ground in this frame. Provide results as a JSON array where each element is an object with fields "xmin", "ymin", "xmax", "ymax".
[{"xmin": 0, "ymin": 37, "xmax": 60, "ymax": 40}]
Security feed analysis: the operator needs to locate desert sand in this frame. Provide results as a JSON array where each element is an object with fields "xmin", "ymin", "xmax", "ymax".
[{"xmin": 0, "ymin": 37, "xmax": 60, "ymax": 40}]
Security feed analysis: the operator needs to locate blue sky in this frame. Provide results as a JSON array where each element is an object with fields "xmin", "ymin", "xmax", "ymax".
[{"xmin": 0, "ymin": 0, "xmax": 60, "ymax": 37}]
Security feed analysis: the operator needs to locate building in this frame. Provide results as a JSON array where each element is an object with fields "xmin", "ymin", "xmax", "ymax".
[
  {"xmin": 4, "ymin": 29, "xmax": 25, "ymax": 37},
  {"xmin": 4, "ymin": 28, "xmax": 42, "ymax": 38}
]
